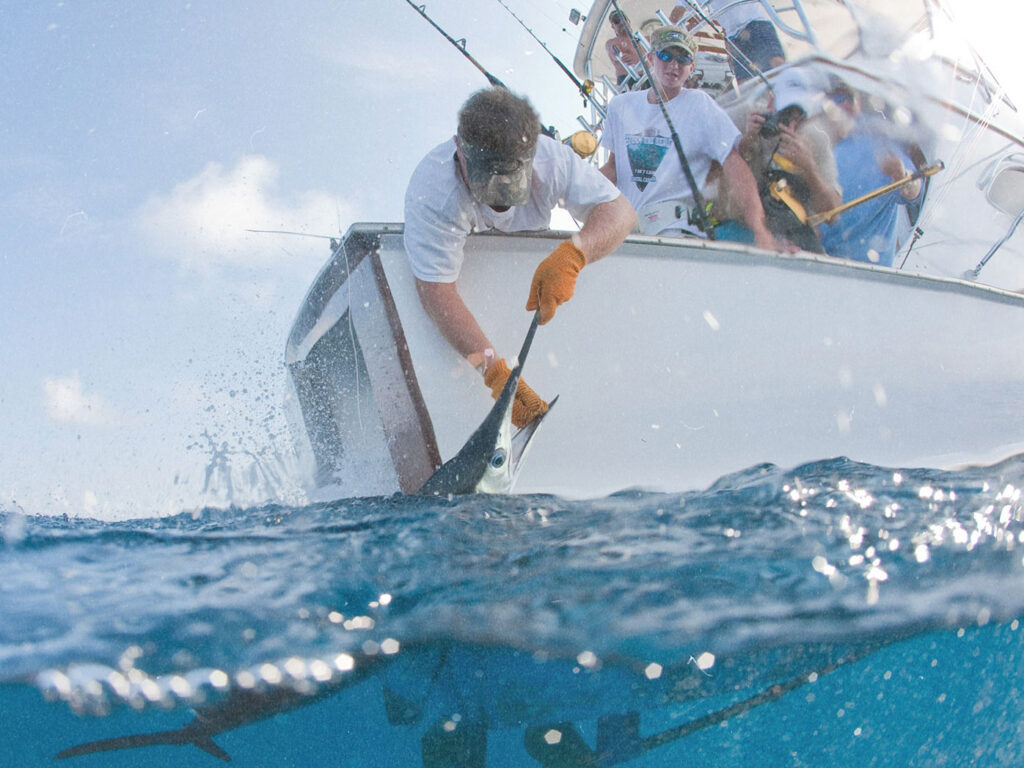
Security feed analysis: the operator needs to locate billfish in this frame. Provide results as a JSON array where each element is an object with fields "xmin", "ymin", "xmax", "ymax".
[{"xmin": 417, "ymin": 311, "xmax": 554, "ymax": 496}]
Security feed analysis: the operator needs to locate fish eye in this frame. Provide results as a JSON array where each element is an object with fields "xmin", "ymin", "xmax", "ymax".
[{"xmin": 490, "ymin": 449, "xmax": 507, "ymax": 469}]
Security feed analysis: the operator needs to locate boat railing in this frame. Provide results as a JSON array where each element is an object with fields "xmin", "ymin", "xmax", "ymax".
[{"xmin": 681, "ymin": 0, "xmax": 819, "ymax": 48}]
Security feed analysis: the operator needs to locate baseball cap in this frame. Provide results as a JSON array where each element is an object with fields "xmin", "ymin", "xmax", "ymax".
[
  {"xmin": 771, "ymin": 70, "xmax": 823, "ymax": 117},
  {"xmin": 650, "ymin": 26, "xmax": 696, "ymax": 58}
]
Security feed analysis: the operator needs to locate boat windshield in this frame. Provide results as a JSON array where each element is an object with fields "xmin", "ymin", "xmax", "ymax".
[{"xmin": 569, "ymin": 0, "xmax": 1024, "ymax": 290}]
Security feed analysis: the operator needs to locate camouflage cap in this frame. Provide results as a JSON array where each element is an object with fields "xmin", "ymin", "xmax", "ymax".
[{"xmin": 650, "ymin": 26, "xmax": 696, "ymax": 58}]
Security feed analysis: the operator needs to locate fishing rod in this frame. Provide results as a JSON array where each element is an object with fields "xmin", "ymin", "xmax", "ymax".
[
  {"xmin": 610, "ymin": 0, "xmax": 714, "ymax": 238},
  {"xmin": 491, "ymin": 0, "xmax": 595, "ymax": 104},
  {"xmin": 402, "ymin": 0, "xmax": 508, "ymax": 89},
  {"xmin": 246, "ymin": 228, "xmax": 336, "ymax": 240},
  {"xmin": 805, "ymin": 162, "xmax": 944, "ymax": 226}
]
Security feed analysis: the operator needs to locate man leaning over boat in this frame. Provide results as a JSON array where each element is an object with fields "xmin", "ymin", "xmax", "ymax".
[
  {"xmin": 404, "ymin": 87, "xmax": 636, "ymax": 429},
  {"xmin": 599, "ymin": 25, "xmax": 775, "ymax": 250}
]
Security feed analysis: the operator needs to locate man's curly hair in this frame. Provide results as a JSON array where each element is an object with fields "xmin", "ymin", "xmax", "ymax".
[{"xmin": 457, "ymin": 88, "xmax": 540, "ymax": 158}]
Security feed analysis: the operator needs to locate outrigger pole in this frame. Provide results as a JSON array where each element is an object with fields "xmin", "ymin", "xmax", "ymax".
[
  {"xmin": 402, "ymin": 0, "xmax": 509, "ymax": 90},
  {"xmin": 610, "ymin": 0, "xmax": 715, "ymax": 238},
  {"xmin": 492, "ymin": 0, "xmax": 595, "ymax": 105}
]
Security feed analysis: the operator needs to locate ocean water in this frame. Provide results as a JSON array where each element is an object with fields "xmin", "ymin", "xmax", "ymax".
[{"xmin": 2, "ymin": 454, "xmax": 1023, "ymax": 767}]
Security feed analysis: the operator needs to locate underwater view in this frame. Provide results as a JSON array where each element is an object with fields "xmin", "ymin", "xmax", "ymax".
[{"xmin": 3, "ymin": 455, "xmax": 1023, "ymax": 766}]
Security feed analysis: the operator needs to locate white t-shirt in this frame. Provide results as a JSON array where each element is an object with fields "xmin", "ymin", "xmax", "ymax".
[
  {"xmin": 404, "ymin": 135, "xmax": 621, "ymax": 283},
  {"xmin": 676, "ymin": 0, "xmax": 769, "ymax": 36},
  {"xmin": 603, "ymin": 88, "xmax": 740, "ymax": 235}
]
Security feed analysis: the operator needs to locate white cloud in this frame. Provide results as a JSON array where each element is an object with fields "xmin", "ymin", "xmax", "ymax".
[
  {"xmin": 42, "ymin": 372, "xmax": 120, "ymax": 425},
  {"xmin": 136, "ymin": 155, "xmax": 349, "ymax": 271}
]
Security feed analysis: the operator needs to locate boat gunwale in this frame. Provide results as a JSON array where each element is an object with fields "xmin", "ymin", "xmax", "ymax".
[
  {"xmin": 364, "ymin": 221, "xmax": 1024, "ymax": 302},
  {"xmin": 285, "ymin": 221, "xmax": 1024, "ymax": 369}
]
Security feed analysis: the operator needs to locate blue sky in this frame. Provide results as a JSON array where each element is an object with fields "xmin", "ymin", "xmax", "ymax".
[{"xmin": 2, "ymin": 0, "xmax": 1020, "ymax": 518}]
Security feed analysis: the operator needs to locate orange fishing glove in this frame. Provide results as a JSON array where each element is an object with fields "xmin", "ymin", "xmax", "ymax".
[
  {"xmin": 483, "ymin": 358, "xmax": 549, "ymax": 429},
  {"xmin": 526, "ymin": 240, "xmax": 586, "ymax": 325}
]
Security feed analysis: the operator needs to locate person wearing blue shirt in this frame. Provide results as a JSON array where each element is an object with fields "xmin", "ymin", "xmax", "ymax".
[{"xmin": 820, "ymin": 85, "xmax": 923, "ymax": 266}]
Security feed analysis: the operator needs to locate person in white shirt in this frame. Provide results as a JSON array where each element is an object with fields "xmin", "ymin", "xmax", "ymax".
[
  {"xmin": 600, "ymin": 26, "xmax": 774, "ymax": 249},
  {"xmin": 404, "ymin": 87, "xmax": 635, "ymax": 427},
  {"xmin": 671, "ymin": 0, "xmax": 785, "ymax": 81}
]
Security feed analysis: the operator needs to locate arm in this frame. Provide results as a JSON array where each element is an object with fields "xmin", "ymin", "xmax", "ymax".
[
  {"xmin": 880, "ymin": 154, "xmax": 923, "ymax": 200},
  {"xmin": 575, "ymin": 194, "xmax": 636, "ymax": 265},
  {"xmin": 604, "ymin": 39, "xmax": 628, "ymax": 77},
  {"xmin": 777, "ymin": 125, "xmax": 842, "ymax": 222},
  {"xmin": 599, "ymin": 152, "xmax": 617, "ymax": 185},
  {"xmin": 418, "ymin": 277, "xmax": 548, "ymax": 427},
  {"xmin": 526, "ymin": 143, "xmax": 635, "ymax": 324},
  {"xmin": 415, "ymin": 279, "xmax": 494, "ymax": 366},
  {"xmin": 738, "ymin": 111, "xmax": 766, "ymax": 164},
  {"xmin": 719, "ymin": 149, "xmax": 776, "ymax": 250},
  {"xmin": 526, "ymin": 194, "xmax": 635, "ymax": 324},
  {"xmin": 616, "ymin": 37, "xmax": 640, "ymax": 66}
]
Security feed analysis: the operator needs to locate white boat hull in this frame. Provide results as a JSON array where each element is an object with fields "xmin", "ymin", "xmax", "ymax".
[{"xmin": 286, "ymin": 226, "xmax": 1024, "ymax": 498}]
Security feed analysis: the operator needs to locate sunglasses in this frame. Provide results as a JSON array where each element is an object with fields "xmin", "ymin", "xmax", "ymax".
[{"xmin": 655, "ymin": 49, "xmax": 693, "ymax": 66}]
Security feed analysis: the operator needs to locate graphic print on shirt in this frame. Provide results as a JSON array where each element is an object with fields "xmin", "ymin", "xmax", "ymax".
[{"xmin": 625, "ymin": 133, "xmax": 670, "ymax": 191}]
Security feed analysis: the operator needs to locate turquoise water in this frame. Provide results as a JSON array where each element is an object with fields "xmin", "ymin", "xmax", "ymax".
[{"xmin": 2, "ymin": 455, "xmax": 1023, "ymax": 766}]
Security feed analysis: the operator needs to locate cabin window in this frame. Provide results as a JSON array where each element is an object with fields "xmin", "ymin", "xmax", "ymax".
[{"xmin": 986, "ymin": 165, "xmax": 1024, "ymax": 217}]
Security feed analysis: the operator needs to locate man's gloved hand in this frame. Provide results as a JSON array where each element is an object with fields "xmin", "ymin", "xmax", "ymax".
[
  {"xmin": 526, "ymin": 240, "xmax": 586, "ymax": 324},
  {"xmin": 483, "ymin": 358, "xmax": 549, "ymax": 428}
]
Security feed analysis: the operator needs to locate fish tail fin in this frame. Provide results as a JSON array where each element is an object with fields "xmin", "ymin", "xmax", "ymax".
[{"xmin": 56, "ymin": 727, "xmax": 231, "ymax": 762}]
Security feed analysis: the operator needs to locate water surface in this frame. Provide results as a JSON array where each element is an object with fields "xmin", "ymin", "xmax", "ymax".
[{"xmin": 2, "ymin": 455, "xmax": 1023, "ymax": 766}]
